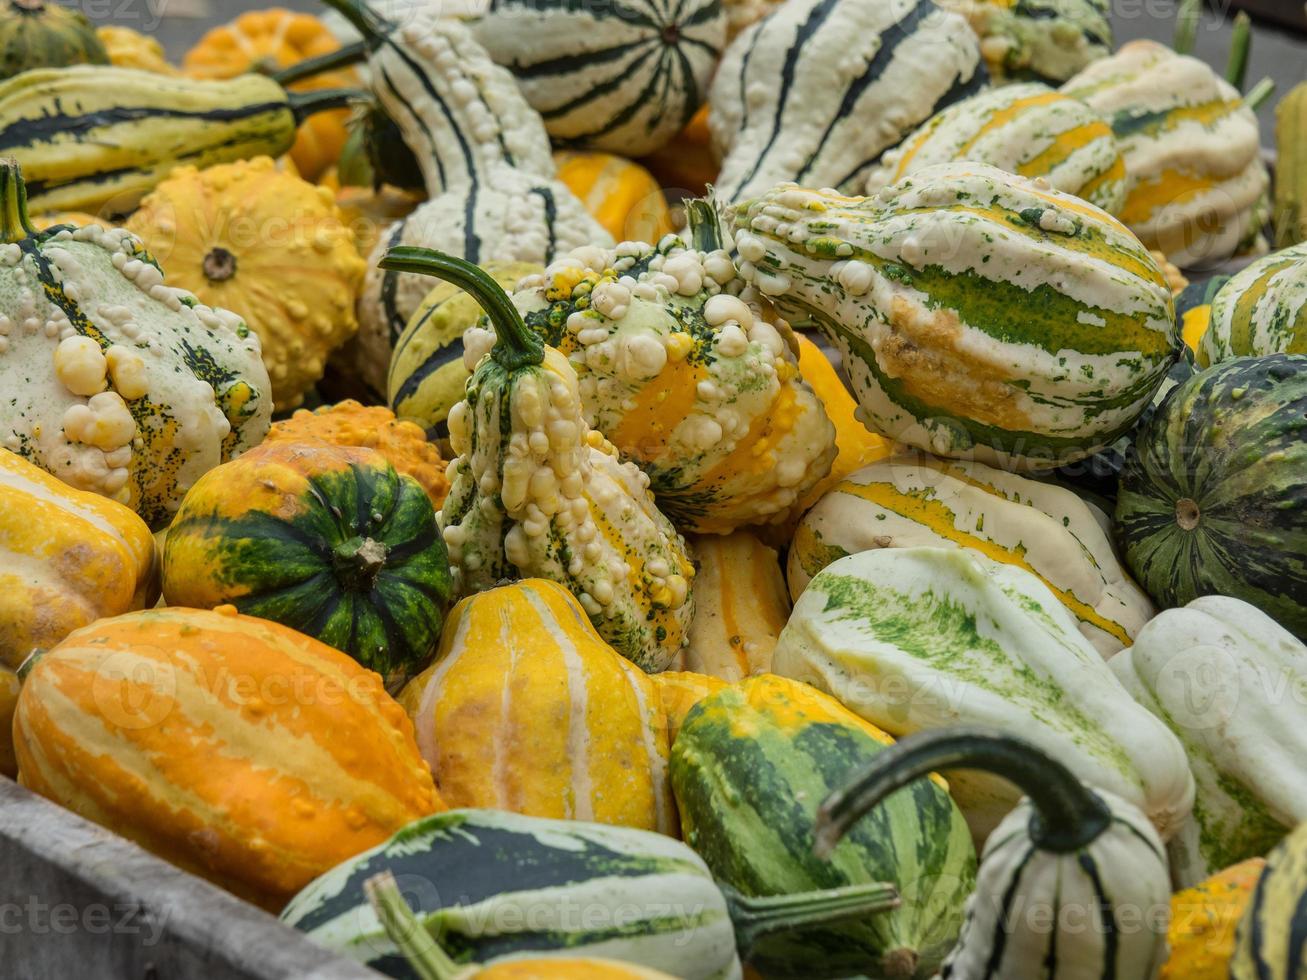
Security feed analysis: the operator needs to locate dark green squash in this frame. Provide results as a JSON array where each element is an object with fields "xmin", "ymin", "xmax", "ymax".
[{"xmin": 0, "ymin": 0, "xmax": 107, "ymax": 79}]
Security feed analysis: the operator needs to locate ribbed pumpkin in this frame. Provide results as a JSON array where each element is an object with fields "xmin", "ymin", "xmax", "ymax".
[
  {"xmin": 0, "ymin": 663, "xmax": 17, "ymax": 778},
  {"xmin": 398, "ymin": 580, "xmax": 677, "ymax": 836},
  {"xmin": 939, "ymin": 0, "xmax": 1111, "ymax": 84},
  {"xmin": 264, "ymin": 400, "xmax": 449, "ymax": 510},
  {"xmin": 866, "ymin": 82, "xmax": 1126, "ymax": 213},
  {"xmin": 96, "ymin": 25, "xmax": 177, "ymax": 75},
  {"xmin": 1200, "ymin": 244, "xmax": 1307, "ymax": 367},
  {"xmin": 183, "ymin": 8, "xmax": 356, "ymax": 181},
  {"xmin": 1164, "ymin": 859, "xmax": 1265, "ymax": 980},
  {"xmin": 0, "ymin": 0, "xmax": 107, "ymax": 79},
  {"xmin": 162, "ymin": 442, "xmax": 453, "ymax": 691},
  {"xmin": 638, "ymin": 104, "xmax": 719, "ymax": 199},
  {"xmin": 553, "ymin": 151, "xmax": 674, "ymax": 247},
  {"xmin": 127, "ymin": 157, "xmax": 365, "ymax": 412},
  {"xmin": 0, "ymin": 447, "xmax": 158, "ymax": 671},
  {"xmin": 13, "ymin": 606, "xmax": 441, "ymax": 911},
  {"xmin": 650, "ymin": 670, "xmax": 727, "ymax": 745}
]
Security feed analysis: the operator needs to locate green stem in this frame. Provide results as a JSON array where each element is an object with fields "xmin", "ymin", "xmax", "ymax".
[
  {"xmin": 380, "ymin": 246, "xmax": 544, "ymax": 370},
  {"xmin": 1246, "ymin": 77, "xmax": 1276, "ymax": 111},
  {"xmin": 274, "ymin": 41, "xmax": 370, "ymax": 86},
  {"xmin": 317, "ymin": 0, "xmax": 392, "ymax": 43},
  {"xmin": 364, "ymin": 871, "xmax": 466, "ymax": 980},
  {"xmin": 1226, "ymin": 10, "xmax": 1251, "ymax": 89},
  {"xmin": 0, "ymin": 158, "xmax": 36, "ymax": 245},
  {"xmin": 685, "ymin": 195, "xmax": 725, "ymax": 252},
  {"xmin": 289, "ymin": 87, "xmax": 367, "ymax": 122},
  {"xmin": 726, "ymin": 882, "xmax": 899, "ymax": 957},
  {"xmin": 1173, "ymin": 0, "xmax": 1200, "ymax": 54},
  {"xmin": 814, "ymin": 728, "xmax": 1112, "ymax": 858}
]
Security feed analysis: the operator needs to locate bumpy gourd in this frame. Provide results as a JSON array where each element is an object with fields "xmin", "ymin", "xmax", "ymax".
[
  {"xmin": 127, "ymin": 157, "xmax": 365, "ymax": 411},
  {"xmin": 938, "ymin": 0, "xmax": 1111, "ymax": 84},
  {"xmin": 399, "ymin": 579, "xmax": 677, "ymax": 835},
  {"xmin": 730, "ymin": 164, "xmax": 1179, "ymax": 469},
  {"xmin": 1063, "ymin": 40, "xmax": 1269, "ymax": 267},
  {"xmin": 710, "ymin": 0, "xmax": 985, "ymax": 202},
  {"xmin": 865, "ymin": 82, "xmax": 1126, "ymax": 213},
  {"xmin": 0, "ymin": 0, "xmax": 107, "ymax": 79},
  {"xmin": 1165, "ymin": 858, "xmax": 1263, "ymax": 979},
  {"xmin": 1275, "ymin": 82, "xmax": 1307, "ymax": 248},
  {"xmin": 0, "ymin": 162, "xmax": 271, "ymax": 528},
  {"xmin": 508, "ymin": 224, "xmax": 837, "ymax": 534},
  {"xmin": 96, "ymin": 25, "xmax": 177, "ymax": 75},
  {"xmin": 552, "ymin": 152, "xmax": 675, "ymax": 246},
  {"xmin": 12, "ymin": 606, "xmax": 442, "ymax": 911},
  {"xmin": 390, "ymin": 247, "xmax": 695, "ymax": 673},
  {"xmin": 1232, "ymin": 822, "xmax": 1307, "ymax": 979},
  {"xmin": 775, "ymin": 547, "xmax": 1195, "ymax": 843},
  {"xmin": 788, "ymin": 450, "xmax": 1154, "ymax": 656},
  {"xmin": 0, "ymin": 447, "xmax": 157, "ymax": 671},
  {"xmin": 1199, "ymin": 243, "xmax": 1307, "ymax": 367}
]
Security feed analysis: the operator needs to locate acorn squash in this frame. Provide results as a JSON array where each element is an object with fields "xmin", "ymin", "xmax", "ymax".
[
  {"xmin": 1163, "ymin": 858, "xmax": 1265, "ymax": 980},
  {"xmin": 0, "ymin": 0, "xmax": 107, "ymax": 79},
  {"xmin": 1199, "ymin": 244, "xmax": 1307, "ymax": 367}
]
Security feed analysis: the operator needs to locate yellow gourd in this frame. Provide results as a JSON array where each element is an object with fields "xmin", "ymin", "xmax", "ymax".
[
  {"xmin": 1, "ymin": 664, "xmax": 18, "ymax": 778},
  {"xmin": 183, "ymin": 8, "xmax": 356, "ymax": 181},
  {"xmin": 31, "ymin": 211, "xmax": 103, "ymax": 231},
  {"xmin": 651, "ymin": 670, "xmax": 728, "ymax": 746},
  {"xmin": 127, "ymin": 157, "xmax": 366, "ymax": 411},
  {"xmin": 552, "ymin": 150, "xmax": 673, "ymax": 245},
  {"xmin": 1164, "ymin": 858, "xmax": 1265, "ymax": 979},
  {"xmin": 96, "ymin": 25, "xmax": 178, "ymax": 75}
]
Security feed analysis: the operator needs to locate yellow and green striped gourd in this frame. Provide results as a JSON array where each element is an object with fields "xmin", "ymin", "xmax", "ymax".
[{"xmin": 1199, "ymin": 243, "xmax": 1307, "ymax": 367}]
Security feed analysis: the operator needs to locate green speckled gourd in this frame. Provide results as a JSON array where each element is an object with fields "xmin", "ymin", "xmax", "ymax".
[
  {"xmin": 730, "ymin": 164, "xmax": 1179, "ymax": 469},
  {"xmin": 1275, "ymin": 82, "xmax": 1307, "ymax": 249},
  {"xmin": 939, "ymin": 0, "xmax": 1112, "ymax": 84},
  {"xmin": 1199, "ymin": 244, "xmax": 1307, "ymax": 367},
  {"xmin": 0, "ymin": 161, "xmax": 271, "ymax": 528},
  {"xmin": 0, "ymin": 0, "xmax": 107, "ymax": 79},
  {"xmin": 384, "ymin": 247, "xmax": 695, "ymax": 673}
]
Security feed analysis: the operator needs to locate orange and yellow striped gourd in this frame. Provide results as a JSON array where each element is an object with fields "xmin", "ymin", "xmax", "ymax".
[
  {"xmin": 552, "ymin": 150, "xmax": 674, "ymax": 245},
  {"xmin": 651, "ymin": 670, "xmax": 728, "ymax": 745}
]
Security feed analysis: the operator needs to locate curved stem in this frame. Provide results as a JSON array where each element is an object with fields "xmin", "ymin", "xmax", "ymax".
[
  {"xmin": 317, "ymin": 0, "xmax": 392, "ymax": 43},
  {"xmin": 380, "ymin": 246, "xmax": 544, "ymax": 370},
  {"xmin": 1226, "ymin": 11, "xmax": 1251, "ymax": 89},
  {"xmin": 0, "ymin": 158, "xmax": 36, "ymax": 245},
  {"xmin": 685, "ymin": 195, "xmax": 724, "ymax": 252},
  {"xmin": 289, "ymin": 87, "xmax": 367, "ymax": 122},
  {"xmin": 1246, "ymin": 77, "xmax": 1276, "ymax": 111},
  {"xmin": 274, "ymin": 41, "xmax": 370, "ymax": 86},
  {"xmin": 364, "ymin": 871, "xmax": 466, "ymax": 980},
  {"xmin": 727, "ymin": 882, "xmax": 899, "ymax": 956},
  {"xmin": 814, "ymin": 728, "xmax": 1112, "ymax": 858}
]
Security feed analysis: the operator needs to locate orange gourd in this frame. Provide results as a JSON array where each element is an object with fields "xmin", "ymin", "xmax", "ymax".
[
  {"xmin": 651, "ymin": 670, "xmax": 728, "ymax": 746},
  {"xmin": 1163, "ymin": 858, "xmax": 1265, "ymax": 979},
  {"xmin": 552, "ymin": 151, "xmax": 673, "ymax": 245}
]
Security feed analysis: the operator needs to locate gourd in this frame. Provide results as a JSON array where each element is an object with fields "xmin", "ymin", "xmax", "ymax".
[
  {"xmin": 1232, "ymin": 823, "xmax": 1307, "ymax": 979},
  {"xmin": 1199, "ymin": 244, "xmax": 1307, "ymax": 367},
  {"xmin": 399, "ymin": 579, "xmax": 677, "ymax": 834},
  {"xmin": 817, "ymin": 728, "xmax": 1171, "ymax": 980},
  {"xmin": 672, "ymin": 675, "xmax": 976, "ymax": 979},
  {"xmin": 12, "ymin": 605, "xmax": 441, "ymax": 911},
  {"xmin": 1163, "ymin": 858, "xmax": 1264, "ymax": 980},
  {"xmin": 639, "ymin": 105, "xmax": 719, "ymax": 200},
  {"xmin": 681, "ymin": 532, "xmax": 789, "ymax": 681},
  {"xmin": 1275, "ymin": 82, "xmax": 1307, "ymax": 249},
  {"xmin": 730, "ymin": 164, "xmax": 1180, "ymax": 470},
  {"xmin": 392, "ymin": 248, "xmax": 695, "ymax": 672},
  {"xmin": 0, "ymin": 663, "xmax": 18, "ymax": 778},
  {"xmin": 281, "ymin": 807, "xmax": 899, "ymax": 980},
  {"xmin": 470, "ymin": 0, "xmax": 725, "ymax": 157},
  {"xmin": 865, "ymin": 82, "xmax": 1126, "ymax": 213},
  {"xmin": 773, "ymin": 547, "xmax": 1195, "ymax": 843},
  {"xmin": 388, "ymin": 262, "xmax": 542, "ymax": 446},
  {"xmin": 0, "ymin": 65, "xmax": 357, "ymax": 215},
  {"xmin": 0, "ymin": 162, "xmax": 272, "ymax": 528},
  {"xmin": 184, "ymin": 8, "xmax": 358, "ymax": 181},
  {"xmin": 1176, "ymin": 274, "xmax": 1230, "ymax": 354},
  {"xmin": 1062, "ymin": 40, "xmax": 1269, "ymax": 267},
  {"xmin": 264, "ymin": 400, "xmax": 449, "ymax": 509},
  {"xmin": 651, "ymin": 670, "xmax": 726, "ymax": 744},
  {"xmin": 507, "ymin": 220, "xmax": 837, "ymax": 534},
  {"xmin": 938, "ymin": 0, "xmax": 1112, "ymax": 84},
  {"xmin": 0, "ymin": 0, "xmax": 107, "ymax": 79},
  {"xmin": 332, "ymin": 182, "xmax": 424, "ymax": 260},
  {"xmin": 96, "ymin": 25, "xmax": 177, "ymax": 75},
  {"xmin": 1111, "ymin": 596, "xmax": 1307, "ymax": 887},
  {"xmin": 126, "ymin": 157, "xmax": 366, "ymax": 411},
  {"xmin": 553, "ymin": 151, "xmax": 674, "ymax": 245},
  {"xmin": 788, "ymin": 450, "xmax": 1154, "ymax": 657},
  {"xmin": 0, "ymin": 447, "xmax": 157, "ymax": 671},
  {"xmin": 1116, "ymin": 354, "xmax": 1307, "ymax": 640},
  {"xmin": 162, "ymin": 441, "xmax": 453, "ymax": 692},
  {"xmin": 721, "ymin": 0, "xmax": 780, "ymax": 41},
  {"xmin": 710, "ymin": 0, "xmax": 986, "ymax": 203}
]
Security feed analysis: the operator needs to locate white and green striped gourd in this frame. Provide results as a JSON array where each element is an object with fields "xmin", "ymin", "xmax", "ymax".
[
  {"xmin": 730, "ymin": 163, "xmax": 1180, "ymax": 470},
  {"xmin": 1199, "ymin": 243, "xmax": 1307, "ymax": 367}
]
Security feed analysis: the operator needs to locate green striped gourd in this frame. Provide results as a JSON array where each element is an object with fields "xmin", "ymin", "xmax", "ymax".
[
  {"xmin": 1111, "ymin": 596, "xmax": 1307, "ymax": 889},
  {"xmin": 470, "ymin": 0, "xmax": 725, "ymax": 157},
  {"xmin": 709, "ymin": 0, "xmax": 986, "ymax": 203},
  {"xmin": 1199, "ymin": 244, "xmax": 1307, "ymax": 367},
  {"xmin": 866, "ymin": 82, "xmax": 1127, "ymax": 213},
  {"xmin": 671, "ymin": 674, "xmax": 976, "ymax": 979},
  {"xmin": 280, "ymin": 809, "xmax": 900, "ymax": 980},
  {"xmin": 1232, "ymin": 820, "xmax": 1307, "ymax": 979},
  {"xmin": 773, "ymin": 547, "xmax": 1195, "ymax": 843},
  {"xmin": 730, "ymin": 164, "xmax": 1179, "ymax": 469},
  {"xmin": 818, "ymin": 730, "xmax": 1171, "ymax": 980},
  {"xmin": 387, "ymin": 262, "xmax": 541, "ymax": 446},
  {"xmin": 1275, "ymin": 82, "xmax": 1307, "ymax": 249},
  {"xmin": 788, "ymin": 450, "xmax": 1153, "ymax": 656},
  {"xmin": 0, "ymin": 0, "xmax": 107, "ymax": 79},
  {"xmin": 1116, "ymin": 354, "xmax": 1307, "ymax": 641},
  {"xmin": 1062, "ymin": 39, "xmax": 1269, "ymax": 267},
  {"xmin": 938, "ymin": 0, "xmax": 1112, "ymax": 84}
]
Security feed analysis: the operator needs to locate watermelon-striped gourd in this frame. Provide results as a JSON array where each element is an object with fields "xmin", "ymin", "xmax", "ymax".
[
  {"xmin": 1199, "ymin": 244, "xmax": 1307, "ymax": 367},
  {"xmin": 709, "ymin": 0, "xmax": 986, "ymax": 203},
  {"xmin": 730, "ymin": 164, "xmax": 1180, "ymax": 469},
  {"xmin": 281, "ymin": 808, "xmax": 899, "ymax": 980},
  {"xmin": 1062, "ymin": 40, "xmax": 1269, "ymax": 267},
  {"xmin": 13, "ymin": 606, "xmax": 441, "ymax": 911},
  {"xmin": 1116, "ymin": 355, "xmax": 1307, "ymax": 641},
  {"xmin": 162, "ymin": 441, "xmax": 453, "ymax": 692},
  {"xmin": 866, "ymin": 82, "xmax": 1127, "ymax": 213},
  {"xmin": 672, "ymin": 674, "xmax": 975, "ymax": 979},
  {"xmin": 398, "ymin": 580, "xmax": 677, "ymax": 835},
  {"xmin": 1232, "ymin": 822, "xmax": 1307, "ymax": 979},
  {"xmin": 788, "ymin": 451, "xmax": 1153, "ymax": 656},
  {"xmin": 774, "ymin": 547, "xmax": 1195, "ymax": 843},
  {"xmin": 938, "ymin": 0, "xmax": 1111, "ymax": 84},
  {"xmin": 471, "ymin": 0, "xmax": 725, "ymax": 157}
]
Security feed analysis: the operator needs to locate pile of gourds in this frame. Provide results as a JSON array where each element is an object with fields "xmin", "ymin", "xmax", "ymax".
[{"xmin": 5, "ymin": 0, "xmax": 1307, "ymax": 978}]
